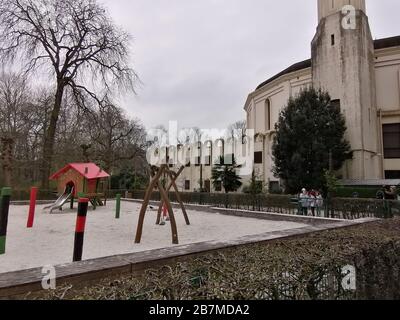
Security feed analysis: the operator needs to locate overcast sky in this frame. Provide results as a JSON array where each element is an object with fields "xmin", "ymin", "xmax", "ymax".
[{"xmin": 102, "ymin": 0, "xmax": 400, "ymax": 131}]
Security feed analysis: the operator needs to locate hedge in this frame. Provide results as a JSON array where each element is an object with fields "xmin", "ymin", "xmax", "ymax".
[
  {"xmin": 334, "ymin": 187, "xmax": 380, "ymax": 199},
  {"xmin": 40, "ymin": 218, "xmax": 400, "ymax": 300}
]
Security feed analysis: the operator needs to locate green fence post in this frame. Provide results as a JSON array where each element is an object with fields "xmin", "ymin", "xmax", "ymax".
[
  {"xmin": 383, "ymin": 200, "xmax": 392, "ymax": 219},
  {"xmin": 325, "ymin": 197, "xmax": 330, "ymax": 218},
  {"xmin": 0, "ymin": 187, "xmax": 12, "ymax": 255},
  {"xmin": 77, "ymin": 192, "xmax": 85, "ymax": 198},
  {"xmin": 297, "ymin": 199, "xmax": 301, "ymax": 216},
  {"xmin": 116, "ymin": 194, "xmax": 121, "ymax": 219}
]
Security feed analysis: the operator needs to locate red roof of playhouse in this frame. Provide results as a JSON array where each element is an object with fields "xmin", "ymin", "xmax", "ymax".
[{"xmin": 50, "ymin": 163, "xmax": 110, "ymax": 180}]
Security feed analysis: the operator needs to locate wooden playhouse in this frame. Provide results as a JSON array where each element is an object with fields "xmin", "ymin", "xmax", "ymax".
[{"xmin": 49, "ymin": 163, "xmax": 110, "ymax": 207}]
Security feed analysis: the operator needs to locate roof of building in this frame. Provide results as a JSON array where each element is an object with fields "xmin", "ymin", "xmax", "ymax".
[
  {"xmin": 256, "ymin": 35, "xmax": 400, "ymax": 91},
  {"xmin": 256, "ymin": 59, "xmax": 312, "ymax": 90},
  {"xmin": 49, "ymin": 163, "xmax": 110, "ymax": 180},
  {"xmin": 374, "ymin": 35, "xmax": 400, "ymax": 50}
]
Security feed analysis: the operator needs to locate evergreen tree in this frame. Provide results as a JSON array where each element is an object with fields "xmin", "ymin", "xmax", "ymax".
[
  {"xmin": 272, "ymin": 87, "xmax": 352, "ymax": 194},
  {"xmin": 211, "ymin": 155, "xmax": 242, "ymax": 194}
]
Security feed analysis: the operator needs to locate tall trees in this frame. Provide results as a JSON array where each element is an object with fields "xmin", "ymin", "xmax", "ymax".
[
  {"xmin": 0, "ymin": 0, "xmax": 137, "ymax": 188},
  {"xmin": 83, "ymin": 103, "xmax": 147, "ymax": 174},
  {"xmin": 0, "ymin": 73, "xmax": 31, "ymax": 186},
  {"xmin": 272, "ymin": 88, "xmax": 352, "ymax": 194},
  {"xmin": 0, "ymin": 78, "xmax": 148, "ymax": 188},
  {"xmin": 227, "ymin": 120, "xmax": 246, "ymax": 141}
]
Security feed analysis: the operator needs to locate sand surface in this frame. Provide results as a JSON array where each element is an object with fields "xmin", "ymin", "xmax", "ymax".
[{"xmin": 0, "ymin": 201, "xmax": 308, "ymax": 273}]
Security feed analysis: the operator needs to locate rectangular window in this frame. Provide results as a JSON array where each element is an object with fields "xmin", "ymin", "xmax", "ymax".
[
  {"xmin": 185, "ymin": 180, "xmax": 190, "ymax": 190},
  {"xmin": 205, "ymin": 155, "xmax": 211, "ymax": 166},
  {"xmin": 254, "ymin": 151, "xmax": 263, "ymax": 164},
  {"xmin": 383, "ymin": 124, "xmax": 400, "ymax": 159},
  {"xmin": 331, "ymin": 34, "xmax": 335, "ymax": 46},
  {"xmin": 215, "ymin": 181, "xmax": 222, "ymax": 192},
  {"xmin": 195, "ymin": 156, "xmax": 201, "ymax": 167},
  {"xmin": 385, "ymin": 171, "xmax": 400, "ymax": 179}
]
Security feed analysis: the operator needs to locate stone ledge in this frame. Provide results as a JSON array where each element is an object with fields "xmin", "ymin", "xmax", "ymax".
[
  {"xmin": 10, "ymin": 200, "xmax": 55, "ymax": 206},
  {"xmin": 123, "ymin": 198, "xmax": 216, "ymax": 213},
  {"xmin": 211, "ymin": 207, "xmax": 359, "ymax": 225}
]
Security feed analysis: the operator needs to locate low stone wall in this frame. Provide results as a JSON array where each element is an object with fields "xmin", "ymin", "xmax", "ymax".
[
  {"xmin": 124, "ymin": 198, "xmax": 216, "ymax": 213},
  {"xmin": 10, "ymin": 200, "xmax": 54, "ymax": 206},
  {"xmin": 125, "ymin": 198, "xmax": 362, "ymax": 226},
  {"xmin": 211, "ymin": 207, "xmax": 348, "ymax": 226}
]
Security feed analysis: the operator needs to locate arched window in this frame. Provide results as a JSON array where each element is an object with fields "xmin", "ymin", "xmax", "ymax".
[
  {"xmin": 216, "ymin": 139, "xmax": 225, "ymax": 163},
  {"xmin": 205, "ymin": 141, "xmax": 212, "ymax": 166},
  {"xmin": 265, "ymin": 99, "xmax": 271, "ymax": 131}
]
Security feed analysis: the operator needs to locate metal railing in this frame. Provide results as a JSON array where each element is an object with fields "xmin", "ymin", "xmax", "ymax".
[{"xmin": 111, "ymin": 190, "xmax": 399, "ymax": 220}]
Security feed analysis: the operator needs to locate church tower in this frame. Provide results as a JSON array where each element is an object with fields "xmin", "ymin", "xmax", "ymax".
[{"xmin": 312, "ymin": 0, "xmax": 382, "ymax": 180}]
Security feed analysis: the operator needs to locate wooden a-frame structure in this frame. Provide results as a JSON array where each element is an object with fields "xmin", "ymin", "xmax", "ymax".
[{"xmin": 135, "ymin": 164, "xmax": 190, "ymax": 245}]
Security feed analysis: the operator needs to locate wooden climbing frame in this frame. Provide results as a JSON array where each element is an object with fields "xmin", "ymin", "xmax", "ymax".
[{"xmin": 135, "ymin": 164, "xmax": 190, "ymax": 245}]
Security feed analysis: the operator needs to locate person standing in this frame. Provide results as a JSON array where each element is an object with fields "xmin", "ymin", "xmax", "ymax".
[
  {"xmin": 299, "ymin": 188, "xmax": 309, "ymax": 216},
  {"xmin": 384, "ymin": 185, "xmax": 396, "ymax": 200},
  {"xmin": 390, "ymin": 186, "xmax": 398, "ymax": 200},
  {"xmin": 309, "ymin": 190, "xmax": 317, "ymax": 217},
  {"xmin": 316, "ymin": 190, "xmax": 324, "ymax": 217}
]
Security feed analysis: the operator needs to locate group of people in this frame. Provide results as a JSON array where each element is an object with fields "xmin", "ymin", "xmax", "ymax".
[
  {"xmin": 382, "ymin": 185, "xmax": 399, "ymax": 200},
  {"xmin": 299, "ymin": 188, "xmax": 324, "ymax": 217}
]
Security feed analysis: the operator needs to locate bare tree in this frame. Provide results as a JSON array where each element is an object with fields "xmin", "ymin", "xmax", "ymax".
[
  {"xmin": 0, "ymin": 72, "xmax": 31, "ymax": 186},
  {"xmin": 228, "ymin": 120, "xmax": 247, "ymax": 141},
  {"xmin": 84, "ymin": 103, "xmax": 147, "ymax": 174},
  {"xmin": 0, "ymin": 0, "xmax": 138, "ymax": 188}
]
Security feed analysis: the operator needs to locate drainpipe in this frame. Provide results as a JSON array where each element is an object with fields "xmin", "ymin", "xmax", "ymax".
[
  {"xmin": 378, "ymin": 109, "xmax": 385, "ymax": 178},
  {"xmin": 263, "ymin": 135, "xmax": 266, "ymax": 189}
]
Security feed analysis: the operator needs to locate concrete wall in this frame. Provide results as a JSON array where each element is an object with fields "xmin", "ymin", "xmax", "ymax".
[
  {"xmin": 375, "ymin": 49, "xmax": 400, "ymax": 111},
  {"xmin": 375, "ymin": 47, "xmax": 400, "ymax": 177},
  {"xmin": 317, "ymin": 0, "xmax": 366, "ymax": 22},
  {"xmin": 312, "ymin": 10, "xmax": 381, "ymax": 180}
]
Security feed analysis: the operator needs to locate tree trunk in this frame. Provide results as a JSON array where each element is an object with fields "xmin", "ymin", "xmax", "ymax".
[
  {"xmin": 1, "ymin": 137, "xmax": 14, "ymax": 187},
  {"xmin": 81, "ymin": 144, "xmax": 91, "ymax": 162},
  {"xmin": 41, "ymin": 82, "xmax": 65, "ymax": 189},
  {"xmin": 103, "ymin": 147, "xmax": 113, "ymax": 174}
]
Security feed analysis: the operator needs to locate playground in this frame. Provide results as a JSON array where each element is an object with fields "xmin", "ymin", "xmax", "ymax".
[{"xmin": 0, "ymin": 200, "xmax": 310, "ymax": 274}]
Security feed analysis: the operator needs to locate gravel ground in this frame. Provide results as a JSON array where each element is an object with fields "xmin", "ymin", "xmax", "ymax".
[{"xmin": 0, "ymin": 201, "xmax": 308, "ymax": 273}]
